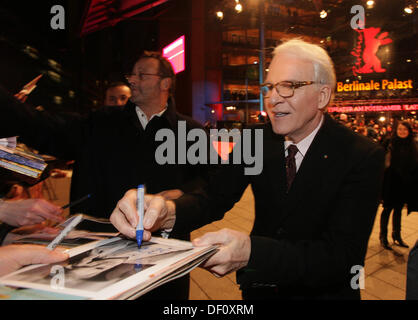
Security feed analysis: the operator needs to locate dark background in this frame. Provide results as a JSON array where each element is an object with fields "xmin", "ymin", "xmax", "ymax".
[
  {"xmin": 0, "ymin": 0, "xmax": 164, "ymax": 113},
  {"xmin": 0, "ymin": 0, "xmax": 416, "ymax": 119}
]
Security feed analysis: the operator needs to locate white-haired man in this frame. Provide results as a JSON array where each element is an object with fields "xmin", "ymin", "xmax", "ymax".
[{"xmin": 110, "ymin": 39, "xmax": 385, "ymax": 299}]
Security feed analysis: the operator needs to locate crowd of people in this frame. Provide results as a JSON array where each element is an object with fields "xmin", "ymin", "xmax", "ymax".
[{"xmin": 334, "ymin": 113, "xmax": 418, "ymax": 146}]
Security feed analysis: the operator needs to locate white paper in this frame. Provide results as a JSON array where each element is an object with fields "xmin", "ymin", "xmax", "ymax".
[{"xmin": 0, "ymin": 237, "xmax": 217, "ymax": 300}]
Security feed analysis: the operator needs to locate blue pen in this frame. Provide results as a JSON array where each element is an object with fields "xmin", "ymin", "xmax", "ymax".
[{"xmin": 136, "ymin": 184, "xmax": 144, "ymax": 248}]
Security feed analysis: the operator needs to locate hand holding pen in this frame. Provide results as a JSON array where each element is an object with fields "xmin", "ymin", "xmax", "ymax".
[
  {"xmin": 45, "ymin": 194, "xmax": 91, "ymax": 250},
  {"xmin": 136, "ymin": 185, "xmax": 144, "ymax": 248},
  {"xmin": 110, "ymin": 189, "xmax": 176, "ymax": 241}
]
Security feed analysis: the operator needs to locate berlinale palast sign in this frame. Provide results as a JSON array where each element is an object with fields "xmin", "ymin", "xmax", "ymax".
[{"xmin": 337, "ymin": 79, "xmax": 413, "ymax": 92}]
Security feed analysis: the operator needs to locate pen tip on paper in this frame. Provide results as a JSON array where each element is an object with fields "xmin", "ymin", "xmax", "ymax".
[{"xmin": 136, "ymin": 230, "xmax": 143, "ymax": 248}]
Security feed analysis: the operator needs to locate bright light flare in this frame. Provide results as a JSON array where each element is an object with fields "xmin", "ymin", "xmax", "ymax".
[
  {"xmin": 235, "ymin": 3, "xmax": 243, "ymax": 13},
  {"xmin": 404, "ymin": 7, "xmax": 413, "ymax": 14}
]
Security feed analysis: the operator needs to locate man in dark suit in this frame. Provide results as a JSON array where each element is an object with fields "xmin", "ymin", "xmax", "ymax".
[{"xmin": 110, "ymin": 39, "xmax": 385, "ymax": 299}]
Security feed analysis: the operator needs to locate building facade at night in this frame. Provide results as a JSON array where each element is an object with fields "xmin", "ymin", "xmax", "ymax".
[{"xmin": 0, "ymin": 0, "xmax": 416, "ymax": 125}]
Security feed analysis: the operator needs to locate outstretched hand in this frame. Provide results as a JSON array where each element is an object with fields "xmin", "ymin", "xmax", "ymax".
[
  {"xmin": 0, "ymin": 245, "xmax": 68, "ymax": 277},
  {"xmin": 0, "ymin": 199, "xmax": 64, "ymax": 227}
]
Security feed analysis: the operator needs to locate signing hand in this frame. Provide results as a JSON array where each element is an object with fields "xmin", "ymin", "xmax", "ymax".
[
  {"xmin": 0, "ymin": 244, "xmax": 69, "ymax": 277},
  {"xmin": 156, "ymin": 189, "xmax": 184, "ymax": 200},
  {"xmin": 193, "ymin": 228, "xmax": 251, "ymax": 277},
  {"xmin": 110, "ymin": 189, "xmax": 176, "ymax": 241},
  {"xmin": 0, "ymin": 199, "xmax": 64, "ymax": 227}
]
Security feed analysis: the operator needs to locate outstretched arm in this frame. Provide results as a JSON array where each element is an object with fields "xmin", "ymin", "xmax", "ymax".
[
  {"xmin": 0, "ymin": 245, "xmax": 68, "ymax": 277},
  {"xmin": 0, "ymin": 84, "xmax": 86, "ymax": 159}
]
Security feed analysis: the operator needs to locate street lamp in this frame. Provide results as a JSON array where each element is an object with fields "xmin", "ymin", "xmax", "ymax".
[
  {"xmin": 235, "ymin": 2, "xmax": 243, "ymax": 13},
  {"xmin": 366, "ymin": 0, "xmax": 375, "ymax": 7},
  {"xmin": 404, "ymin": 6, "xmax": 413, "ymax": 14}
]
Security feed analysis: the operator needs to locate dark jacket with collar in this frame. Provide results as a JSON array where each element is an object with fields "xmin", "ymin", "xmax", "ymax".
[{"xmin": 174, "ymin": 114, "xmax": 385, "ymax": 299}]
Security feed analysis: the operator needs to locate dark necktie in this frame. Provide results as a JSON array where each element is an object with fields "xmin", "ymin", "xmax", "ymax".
[{"xmin": 286, "ymin": 144, "xmax": 299, "ymax": 192}]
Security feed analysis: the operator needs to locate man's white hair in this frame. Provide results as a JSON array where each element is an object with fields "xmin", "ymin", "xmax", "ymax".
[{"xmin": 273, "ymin": 38, "xmax": 336, "ymax": 93}]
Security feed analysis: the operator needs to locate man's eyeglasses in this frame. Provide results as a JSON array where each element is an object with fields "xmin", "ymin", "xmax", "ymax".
[
  {"xmin": 124, "ymin": 72, "xmax": 163, "ymax": 81},
  {"xmin": 260, "ymin": 81, "xmax": 316, "ymax": 98}
]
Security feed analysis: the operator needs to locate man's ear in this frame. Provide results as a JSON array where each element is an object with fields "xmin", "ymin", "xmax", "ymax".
[
  {"xmin": 318, "ymin": 84, "xmax": 332, "ymax": 110},
  {"xmin": 160, "ymin": 78, "xmax": 172, "ymax": 91}
]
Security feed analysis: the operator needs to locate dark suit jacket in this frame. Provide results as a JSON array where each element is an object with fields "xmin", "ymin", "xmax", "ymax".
[
  {"xmin": 406, "ymin": 240, "xmax": 418, "ymax": 300},
  {"xmin": 174, "ymin": 114, "xmax": 385, "ymax": 300}
]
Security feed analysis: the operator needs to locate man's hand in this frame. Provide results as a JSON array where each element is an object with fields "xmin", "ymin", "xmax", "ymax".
[
  {"xmin": 0, "ymin": 244, "xmax": 68, "ymax": 277},
  {"xmin": 193, "ymin": 228, "xmax": 251, "ymax": 277},
  {"xmin": 110, "ymin": 189, "xmax": 176, "ymax": 241},
  {"xmin": 156, "ymin": 189, "xmax": 184, "ymax": 200},
  {"xmin": 0, "ymin": 199, "xmax": 64, "ymax": 227}
]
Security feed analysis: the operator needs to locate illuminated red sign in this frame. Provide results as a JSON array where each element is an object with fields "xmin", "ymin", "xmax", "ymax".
[
  {"xmin": 351, "ymin": 27, "xmax": 392, "ymax": 76},
  {"xmin": 328, "ymin": 104, "xmax": 418, "ymax": 113},
  {"xmin": 212, "ymin": 141, "xmax": 236, "ymax": 161},
  {"xmin": 80, "ymin": 0, "xmax": 170, "ymax": 36},
  {"xmin": 162, "ymin": 35, "xmax": 185, "ymax": 74}
]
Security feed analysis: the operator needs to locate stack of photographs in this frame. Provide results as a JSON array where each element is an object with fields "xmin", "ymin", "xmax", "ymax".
[{"xmin": 0, "ymin": 237, "xmax": 218, "ymax": 300}]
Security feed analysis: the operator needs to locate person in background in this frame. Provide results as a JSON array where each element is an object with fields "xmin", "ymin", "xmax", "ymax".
[
  {"xmin": 380, "ymin": 121, "xmax": 418, "ymax": 249},
  {"xmin": 377, "ymin": 126, "xmax": 388, "ymax": 144},
  {"xmin": 104, "ymin": 82, "xmax": 132, "ymax": 107},
  {"xmin": 366, "ymin": 123, "xmax": 378, "ymax": 142},
  {"xmin": 338, "ymin": 113, "xmax": 348, "ymax": 125},
  {"xmin": 68, "ymin": 81, "xmax": 132, "ymax": 209},
  {"xmin": 357, "ymin": 126, "xmax": 368, "ymax": 137}
]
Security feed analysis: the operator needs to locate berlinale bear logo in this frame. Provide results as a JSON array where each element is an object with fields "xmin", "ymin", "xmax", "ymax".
[{"xmin": 351, "ymin": 27, "xmax": 392, "ymax": 76}]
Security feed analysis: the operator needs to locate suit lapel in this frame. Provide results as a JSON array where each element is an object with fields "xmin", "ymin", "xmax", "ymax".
[
  {"xmin": 277, "ymin": 114, "xmax": 339, "ymax": 225},
  {"xmin": 125, "ymin": 101, "xmax": 145, "ymax": 133},
  {"xmin": 262, "ymin": 124, "xmax": 287, "ymax": 197}
]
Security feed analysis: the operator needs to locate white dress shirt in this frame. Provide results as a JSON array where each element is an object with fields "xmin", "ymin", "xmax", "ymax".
[
  {"xmin": 284, "ymin": 115, "xmax": 324, "ymax": 172},
  {"xmin": 135, "ymin": 104, "xmax": 171, "ymax": 236},
  {"xmin": 135, "ymin": 106, "xmax": 167, "ymax": 130}
]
